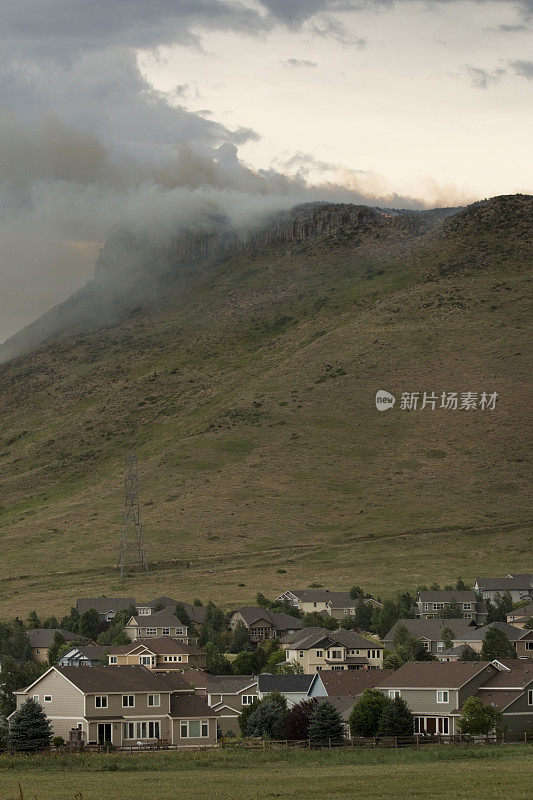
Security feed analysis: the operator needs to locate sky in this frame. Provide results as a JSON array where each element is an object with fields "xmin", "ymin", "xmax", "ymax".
[{"xmin": 0, "ymin": 0, "xmax": 531, "ymax": 342}]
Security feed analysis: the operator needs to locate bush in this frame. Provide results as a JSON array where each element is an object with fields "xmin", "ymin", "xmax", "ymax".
[{"xmin": 52, "ymin": 735, "xmax": 65, "ymax": 748}]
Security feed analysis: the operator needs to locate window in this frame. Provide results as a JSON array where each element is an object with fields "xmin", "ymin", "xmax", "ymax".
[
  {"xmin": 299, "ymin": 650, "xmax": 304, "ymax": 658},
  {"xmin": 148, "ymin": 694, "xmax": 160, "ymax": 707},
  {"xmin": 414, "ymin": 717, "xmax": 422, "ymax": 734},
  {"xmin": 464, "ymin": 613, "xmax": 472, "ymax": 620},
  {"xmin": 109, "ymin": 656, "xmax": 118, "ymax": 664},
  {"xmin": 437, "ymin": 642, "xmax": 445, "ymax": 652},
  {"xmin": 332, "ymin": 665, "xmax": 344, "ymax": 671},
  {"xmin": 32, "ymin": 695, "xmax": 39, "ymax": 702},
  {"xmin": 388, "ymin": 690, "xmax": 401, "ymax": 698},
  {"xmin": 437, "ymin": 717, "xmax": 449, "ymax": 734},
  {"xmin": 136, "ymin": 721, "xmax": 147, "ymax": 739},
  {"xmin": 316, "ymin": 666, "xmax": 322, "ymax": 671},
  {"xmin": 123, "ymin": 721, "xmax": 135, "ymax": 740},
  {"xmin": 316, "ymin": 650, "xmax": 323, "ymax": 658},
  {"xmin": 422, "ymin": 641, "xmax": 431, "ymax": 651},
  {"xmin": 162, "ymin": 628, "xmax": 170, "ymax": 636},
  {"xmin": 95, "ymin": 696, "xmax": 108, "ymax": 708},
  {"xmin": 180, "ymin": 720, "xmax": 209, "ymax": 738},
  {"xmin": 436, "ymin": 690, "xmax": 449, "ymax": 704},
  {"xmin": 313, "ymin": 602, "xmax": 317, "ymax": 608},
  {"xmin": 122, "ymin": 695, "xmax": 135, "ymax": 707},
  {"xmin": 242, "ymin": 695, "xmax": 257, "ymax": 705},
  {"xmin": 139, "ymin": 608, "xmax": 151, "ymax": 616},
  {"xmin": 139, "ymin": 655, "xmax": 153, "ymax": 666},
  {"xmin": 329, "ymin": 650, "xmax": 342, "ymax": 659},
  {"xmin": 528, "ymin": 690, "xmax": 533, "ymax": 705},
  {"xmin": 146, "ymin": 628, "xmax": 157, "ymax": 636},
  {"xmin": 433, "ymin": 603, "xmax": 444, "ymax": 611},
  {"xmin": 44, "ymin": 695, "xmax": 52, "ymax": 703},
  {"xmin": 463, "ymin": 603, "xmax": 472, "ymax": 611},
  {"xmin": 148, "ymin": 721, "xmax": 160, "ymax": 739},
  {"xmin": 175, "ymin": 628, "xmax": 184, "ymax": 635},
  {"xmin": 424, "ymin": 603, "xmax": 429, "ymax": 611},
  {"xmin": 344, "ymin": 609, "xmax": 349, "ymax": 614},
  {"xmin": 525, "ymin": 642, "xmax": 533, "ymax": 651}
]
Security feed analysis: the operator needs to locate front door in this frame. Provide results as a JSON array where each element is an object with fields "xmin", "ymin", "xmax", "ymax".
[{"xmin": 97, "ymin": 723, "xmax": 112, "ymax": 745}]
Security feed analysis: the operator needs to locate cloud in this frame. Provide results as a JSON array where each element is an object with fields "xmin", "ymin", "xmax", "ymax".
[
  {"xmin": 311, "ymin": 15, "xmax": 367, "ymax": 47},
  {"xmin": 282, "ymin": 58, "xmax": 318, "ymax": 67},
  {"xmin": 493, "ymin": 23, "xmax": 528, "ymax": 32},
  {"xmin": 508, "ymin": 58, "xmax": 533, "ymax": 78},
  {"xmin": 465, "ymin": 65, "xmax": 506, "ymax": 89}
]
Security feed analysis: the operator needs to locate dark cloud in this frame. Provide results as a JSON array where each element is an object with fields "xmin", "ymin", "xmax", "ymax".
[
  {"xmin": 508, "ymin": 58, "xmax": 533, "ymax": 78},
  {"xmin": 282, "ymin": 58, "xmax": 318, "ymax": 67}
]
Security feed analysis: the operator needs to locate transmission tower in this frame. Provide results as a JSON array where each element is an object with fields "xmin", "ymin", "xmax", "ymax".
[{"xmin": 117, "ymin": 452, "xmax": 149, "ymax": 576}]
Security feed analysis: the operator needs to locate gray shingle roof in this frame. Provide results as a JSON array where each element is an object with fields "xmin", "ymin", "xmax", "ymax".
[
  {"xmin": 169, "ymin": 693, "xmax": 216, "ymax": 718},
  {"xmin": 314, "ymin": 669, "xmax": 396, "ymax": 697},
  {"xmin": 284, "ymin": 590, "xmax": 354, "ymax": 604},
  {"xmin": 108, "ymin": 637, "xmax": 204, "ymax": 656},
  {"xmin": 379, "ymin": 661, "xmax": 494, "ymax": 689},
  {"xmin": 62, "ymin": 644, "xmax": 107, "ymax": 661},
  {"xmin": 418, "ymin": 591, "xmax": 477, "ymax": 603},
  {"xmin": 233, "ymin": 607, "xmax": 304, "ymax": 630},
  {"xmin": 206, "ymin": 675, "xmax": 257, "ymax": 694},
  {"xmin": 57, "ymin": 665, "xmax": 189, "ymax": 693},
  {"xmin": 257, "ymin": 674, "xmax": 314, "ymax": 694},
  {"xmin": 281, "ymin": 627, "xmax": 382, "ymax": 650},
  {"xmin": 76, "ymin": 598, "xmax": 135, "ymax": 614},
  {"xmin": 475, "ymin": 574, "xmax": 532, "ymax": 591},
  {"xmin": 383, "ymin": 618, "xmax": 475, "ymax": 644},
  {"xmin": 129, "ymin": 608, "xmax": 189, "ymax": 627},
  {"xmin": 457, "ymin": 621, "xmax": 527, "ymax": 642},
  {"xmin": 27, "ymin": 629, "xmax": 87, "ymax": 648}
]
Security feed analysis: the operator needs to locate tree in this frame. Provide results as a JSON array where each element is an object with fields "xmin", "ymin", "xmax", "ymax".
[
  {"xmin": 441, "ymin": 627, "xmax": 455, "ymax": 650},
  {"xmin": 524, "ymin": 617, "xmax": 533, "ymax": 630},
  {"xmin": 354, "ymin": 599, "xmax": 373, "ymax": 631},
  {"xmin": 377, "ymin": 697, "xmax": 414, "ymax": 738},
  {"xmin": 198, "ymin": 602, "xmax": 227, "ymax": 648},
  {"xmin": 78, "ymin": 609, "xmax": 102, "ymax": 639},
  {"xmin": 0, "ymin": 658, "xmax": 48, "ymax": 717},
  {"xmin": 481, "ymin": 627, "xmax": 516, "ymax": 660},
  {"xmin": 193, "ymin": 599, "xmax": 203, "ymax": 607},
  {"xmin": 175, "ymin": 603, "xmax": 191, "ymax": 626},
  {"xmin": 60, "ymin": 608, "xmax": 80, "ymax": 634},
  {"xmin": 255, "ymin": 593, "xmax": 271, "ymax": 608},
  {"xmin": 246, "ymin": 695, "xmax": 287, "ymax": 739},
  {"xmin": 302, "ymin": 612, "xmax": 336, "ymax": 630},
  {"xmin": 456, "ymin": 579, "xmax": 468, "ymax": 591},
  {"xmin": 203, "ymin": 642, "xmax": 232, "ymax": 675},
  {"xmin": 1, "ymin": 619, "xmax": 32, "ymax": 661},
  {"xmin": 284, "ymin": 699, "xmax": 319, "ymax": 740},
  {"xmin": 231, "ymin": 621, "xmax": 252, "ymax": 653},
  {"xmin": 372, "ymin": 600, "xmax": 401, "ymax": 639},
  {"xmin": 308, "ymin": 700, "xmax": 344, "ymax": 744},
  {"xmin": 47, "ymin": 631, "xmax": 66, "ymax": 665},
  {"xmin": 349, "ymin": 585, "xmax": 365, "ymax": 601},
  {"xmin": 239, "ymin": 698, "xmax": 261, "ymax": 735},
  {"xmin": 437, "ymin": 600, "xmax": 463, "ymax": 619},
  {"xmin": 27, "ymin": 611, "xmax": 41, "ymax": 629},
  {"xmin": 264, "ymin": 649, "xmax": 286, "ymax": 674},
  {"xmin": 486, "ymin": 592, "xmax": 514, "ymax": 624},
  {"xmin": 349, "ymin": 689, "xmax": 391, "ymax": 738},
  {"xmin": 9, "ymin": 698, "xmax": 52, "ymax": 751},
  {"xmin": 277, "ymin": 658, "xmax": 304, "ymax": 675},
  {"xmin": 457, "ymin": 696, "xmax": 503, "ymax": 735},
  {"xmin": 458, "ymin": 645, "xmax": 480, "ymax": 661},
  {"xmin": 42, "ymin": 616, "xmax": 59, "ymax": 629}
]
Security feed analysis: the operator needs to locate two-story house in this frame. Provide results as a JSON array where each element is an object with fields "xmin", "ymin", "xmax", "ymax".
[
  {"xmin": 76, "ymin": 598, "xmax": 135, "ymax": 622},
  {"xmin": 11, "ymin": 665, "xmax": 218, "ymax": 747},
  {"xmin": 228, "ymin": 607, "xmax": 304, "ymax": 642},
  {"xmin": 58, "ymin": 644, "xmax": 107, "ymax": 667},
  {"xmin": 275, "ymin": 590, "xmax": 380, "ymax": 619},
  {"xmin": 27, "ymin": 629, "xmax": 88, "ymax": 663},
  {"xmin": 107, "ymin": 637, "xmax": 206, "ymax": 670},
  {"xmin": 507, "ymin": 603, "xmax": 533, "ymax": 629},
  {"xmin": 134, "ymin": 597, "xmax": 206, "ymax": 629},
  {"xmin": 383, "ymin": 618, "xmax": 474, "ymax": 657},
  {"xmin": 206, "ymin": 675, "xmax": 258, "ymax": 735},
  {"xmin": 415, "ymin": 591, "xmax": 487, "ymax": 625},
  {"xmin": 280, "ymin": 627, "xmax": 383, "ymax": 671},
  {"xmin": 447, "ymin": 621, "xmax": 533, "ymax": 658},
  {"xmin": 471, "ymin": 659, "xmax": 533, "ymax": 735},
  {"xmin": 378, "ymin": 660, "xmax": 499, "ymax": 736},
  {"xmin": 474, "ymin": 574, "xmax": 533, "ymax": 604},
  {"xmin": 124, "ymin": 609, "xmax": 191, "ymax": 642}
]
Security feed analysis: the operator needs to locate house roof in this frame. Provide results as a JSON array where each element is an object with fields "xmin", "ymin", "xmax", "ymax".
[
  {"xmin": 206, "ymin": 675, "xmax": 257, "ymax": 694},
  {"xmin": 281, "ymin": 590, "xmax": 354, "ymax": 604},
  {"xmin": 379, "ymin": 661, "xmax": 495, "ymax": 689},
  {"xmin": 232, "ymin": 607, "xmax": 304, "ymax": 630},
  {"xmin": 326, "ymin": 696, "xmax": 359, "ymax": 722},
  {"xmin": 257, "ymin": 674, "xmax": 314, "ymax": 694},
  {"xmin": 76, "ymin": 598, "xmax": 135, "ymax": 615},
  {"xmin": 418, "ymin": 591, "xmax": 477, "ymax": 603},
  {"xmin": 27, "ymin": 629, "xmax": 87, "ymax": 648},
  {"xmin": 61, "ymin": 644, "xmax": 107, "ymax": 661},
  {"xmin": 508, "ymin": 603, "xmax": 533, "ymax": 618},
  {"xmin": 129, "ymin": 609, "xmax": 189, "ymax": 627},
  {"xmin": 169, "ymin": 693, "xmax": 216, "ymax": 718},
  {"xmin": 477, "ymin": 660, "xmax": 533, "ymax": 689},
  {"xmin": 136, "ymin": 599, "xmax": 206, "ymax": 625},
  {"xmin": 383, "ymin": 618, "xmax": 475, "ymax": 643},
  {"xmin": 281, "ymin": 627, "xmax": 382, "ymax": 650},
  {"xmin": 55, "ymin": 665, "xmax": 189, "ymax": 693},
  {"xmin": 312, "ymin": 669, "xmax": 396, "ymax": 697},
  {"xmin": 180, "ymin": 669, "xmax": 208, "ymax": 689},
  {"xmin": 475, "ymin": 574, "xmax": 533, "ymax": 591},
  {"xmin": 107, "ymin": 637, "xmax": 204, "ymax": 656},
  {"xmin": 475, "ymin": 689, "xmax": 524, "ymax": 711},
  {"xmin": 457, "ymin": 621, "xmax": 527, "ymax": 642}
]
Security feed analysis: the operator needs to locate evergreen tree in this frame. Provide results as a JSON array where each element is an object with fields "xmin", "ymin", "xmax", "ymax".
[
  {"xmin": 9, "ymin": 698, "xmax": 52, "ymax": 751},
  {"xmin": 481, "ymin": 627, "xmax": 516, "ymax": 660},
  {"xmin": 308, "ymin": 700, "xmax": 344, "ymax": 744},
  {"xmin": 203, "ymin": 642, "xmax": 232, "ymax": 675},
  {"xmin": 456, "ymin": 579, "xmax": 468, "ymax": 591},
  {"xmin": 193, "ymin": 599, "xmax": 203, "ymax": 607},
  {"xmin": 198, "ymin": 602, "xmax": 227, "ymax": 648},
  {"xmin": 458, "ymin": 645, "xmax": 480, "ymax": 661},
  {"xmin": 349, "ymin": 585, "xmax": 365, "ymax": 601},
  {"xmin": 27, "ymin": 611, "xmax": 41, "ymax": 629},
  {"xmin": 78, "ymin": 609, "xmax": 102, "ymax": 639},
  {"xmin": 437, "ymin": 600, "xmax": 463, "ymax": 619},
  {"xmin": 372, "ymin": 600, "xmax": 401, "ymax": 639},
  {"xmin": 60, "ymin": 608, "xmax": 80, "ymax": 634},
  {"xmin": 354, "ymin": 600, "xmax": 373, "ymax": 631},
  {"xmin": 175, "ymin": 603, "xmax": 191, "ymax": 626},
  {"xmin": 231, "ymin": 621, "xmax": 252, "ymax": 653},
  {"xmin": 255, "ymin": 593, "xmax": 271, "ymax": 608},
  {"xmin": 302, "ymin": 612, "xmax": 336, "ymax": 630},
  {"xmin": 264, "ymin": 648, "xmax": 286, "ymax": 673},
  {"xmin": 458, "ymin": 696, "xmax": 503, "ymax": 735},
  {"xmin": 377, "ymin": 697, "xmax": 414, "ymax": 738},
  {"xmin": 349, "ymin": 689, "xmax": 391, "ymax": 737},
  {"xmin": 47, "ymin": 631, "xmax": 66, "ymax": 665},
  {"xmin": 284, "ymin": 699, "xmax": 318, "ymax": 740},
  {"xmin": 441, "ymin": 627, "xmax": 455, "ymax": 650},
  {"xmin": 0, "ymin": 658, "xmax": 48, "ymax": 717},
  {"xmin": 42, "ymin": 616, "xmax": 59, "ymax": 629},
  {"xmin": 246, "ymin": 697, "xmax": 287, "ymax": 739},
  {"xmin": 239, "ymin": 697, "xmax": 261, "ymax": 735}
]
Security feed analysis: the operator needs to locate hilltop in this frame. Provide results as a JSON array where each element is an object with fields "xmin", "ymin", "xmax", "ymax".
[{"xmin": 0, "ymin": 194, "xmax": 531, "ymax": 618}]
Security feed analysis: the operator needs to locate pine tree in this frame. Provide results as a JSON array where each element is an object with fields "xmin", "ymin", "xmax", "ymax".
[
  {"xmin": 308, "ymin": 700, "xmax": 344, "ymax": 744},
  {"xmin": 481, "ymin": 627, "xmax": 516, "ymax": 660},
  {"xmin": 459, "ymin": 645, "xmax": 480, "ymax": 661},
  {"xmin": 377, "ymin": 696, "xmax": 414, "ymax": 738},
  {"xmin": 9, "ymin": 698, "xmax": 52, "ymax": 751},
  {"xmin": 246, "ymin": 696, "xmax": 287, "ymax": 739}
]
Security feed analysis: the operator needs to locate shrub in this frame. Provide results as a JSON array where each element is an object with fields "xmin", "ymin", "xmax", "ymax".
[{"xmin": 52, "ymin": 735, "xmax": 65, "ymax": 748}]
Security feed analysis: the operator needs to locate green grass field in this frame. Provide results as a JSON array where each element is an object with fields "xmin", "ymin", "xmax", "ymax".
[{"xmin": 0, "ymin": 746, "xmax": 531, "ymax": 800}]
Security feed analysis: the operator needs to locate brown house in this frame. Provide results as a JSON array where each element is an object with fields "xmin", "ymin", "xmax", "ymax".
[
  {"xmin": 27, "ymin": 629, "xmax": 88, "ymax": 663},
  {"xmin": 206, "ymin": 675, "xmax": 258, "ymax": 735},
  {"xmin": 124, "ymin": 609, "xmax": 191, "ymax": 642},
  {"xmin": 107, "ymin": 637, "xmax": 206, "ymax": 671},
  {"xmin": 228, "ymin": 607, "xmax": 304, "ymax": 642},
  {"xmin": 11, "ymin": 665, "xmax": 217, "ymax": 748}
]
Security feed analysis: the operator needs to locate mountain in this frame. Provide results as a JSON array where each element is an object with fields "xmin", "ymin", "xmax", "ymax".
[{"xmin": 0, "ymin": 194, "xmax": 530, "ymax": 619}]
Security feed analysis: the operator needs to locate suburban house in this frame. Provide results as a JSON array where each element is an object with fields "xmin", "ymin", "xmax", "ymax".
[
  {"xmin": 474, "ymin": 574, "xmax": 533, "ymax": 604},
  {"xmin": 471, "ymin": 659, "xmax": 533, "ymax": 735},
  {"xmin": 383, "ymin": 618, "xmax": 474, "ymax": 657},
  {"xmin": 11, "ymin": 665, "xmax": 218, "ymax": 747},
  {"xmin": 58, "ymin": 645, "xmax": 107, "ymax": 667},
  {"xmin": 124, "ymin": 609, "xmax": 191, "ymax": 642},
  {"xmin": 378, "ymin": 660, "xmax": 499, "ymax": 736},
  {"xmin": 275, "ymin": 589, "xmax": 378, "ymax": 618},
  {"xmin": 107, "ymin": 638, "xmax": 206, "ymax": 670},
  {"xmin": 76, "ymin": 598, "xmax": 135, "ymax": 622},
  {"xmin": 308, "ymin": 668, "xmax": 396, "ymax": 699},
  {"xmin": 414, "ymin": 591, "xmax": 487, "ymax": 625},
  {"xmin": 206, "ymin": 675, "xmax": 258, "ymax": 735},
  {"xmin": 228, "ymin": 607, "xmax": 304, "ymax": 642},
  {"xmin": 27, "ymin": 629, "xmax": 88, "ymax": 663},
  {"xmin": 257, "ymin": 674, "xmax": 314, "ymax": 707},
  {"xmin": 280, "ymin": 627, "xmax": 383, "ymax": 671},
  {"xmin": 446, "ymin": 621, "xmax": 533, "ymax": 658},
  {"xmin": 180, "ymin": 669, "xmax": 208, "ymax": 695},
  {"xmin": 507, "ymin": 603, "xmax": 533, "ymax": 629},
  {"xmin": 134, "ymin": 597, "xmax": 206, "ymax": 628}
]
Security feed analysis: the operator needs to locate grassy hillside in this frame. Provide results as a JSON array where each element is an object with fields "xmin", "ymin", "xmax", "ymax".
[{"xmin": 0, "ymin": 195, "xmax": 531, "ymax": 619}]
